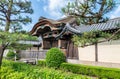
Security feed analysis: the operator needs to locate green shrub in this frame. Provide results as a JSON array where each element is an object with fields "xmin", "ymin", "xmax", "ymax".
[
  {"xmin": 36, "ymin": 67, "xmax": 91, "ymax": 79},
  {"xmin": 60, "ymin": 63, "xmax": 120, "ymax": 79},
  {"xmin": 37, "ymin": 60, "xmax": 46, "ymax": 67},
  {"xmin": 6, "ymin": 50, "xmax": 15, "ymax": 59},
  {"xmin": 1, "ymin": 60, "xmax": 92, "ymax": 79},
  {"xmin": 46, "ymin": 48, "xmax": 66, "ymax": 68},
  {"xmin": 0, "ymin": 67, "xmax": 14, "ymax": 79},
  {"xmin": 1, "ymin": 67, "xmax": 91, "ymax": 79},
  {"xmin": 6, "ymin": 50, "xmax": 20, "ymax": 60},
  {"xmin": 2, "ymin": 60, "xmax": 31, "ymax": 72}
]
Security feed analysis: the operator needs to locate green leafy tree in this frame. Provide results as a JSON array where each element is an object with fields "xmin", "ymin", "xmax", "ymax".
[
  {"xmin": 11, "ymin": 22, "xmax": 23, "ymax": 33},
  {"xmin": 62, "ymin": 0, "xmax": 116, "ymax": 25},
  {"xmin": 0, "ymin": 32, "xmax": 37, "ymax": 67},
  {"xmin": 72, "ymin": 31, "xmax": 112, "ymax": 47},
  {"xmin": 0, "ymin": 0, "xmax": 33, "ymax": 32}
]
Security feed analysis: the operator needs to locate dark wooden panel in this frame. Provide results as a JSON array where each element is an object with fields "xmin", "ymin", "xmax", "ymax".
[
  {"xmin": 66, "ymin": 40, "xmax": 78, "ymax": 59},
  {"xmin": 43, "ymin": 41, "xmax": 51, "ymax": 49},
  {"xmin": 61, "ymin": 40, "xmax": 67, "ymax": 49},
  {"xmin": 43, "ymin": 40, "xmax": 58, "ymax": 49},
  {"xmin": 52, "ymin": 40, "xmax": 58, "ymax": 47}
]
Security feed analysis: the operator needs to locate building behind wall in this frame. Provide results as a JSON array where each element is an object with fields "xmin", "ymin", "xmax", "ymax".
[
  {"xmin": 31, "ymin": 16, "xmax": 79, "ymax": 59},
  {"xmin": 31, "ymin": 16, "xmax": 120, "ymax": 64}
]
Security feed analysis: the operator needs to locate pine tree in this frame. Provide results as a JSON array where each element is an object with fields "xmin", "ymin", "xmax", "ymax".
[
  {"xmin": 62, "ymin": 0, "xmax": 116, "ymax": 25},
  {"xmin": 0, "ymin": 0, "xmax": 33, "ymax": 32}
]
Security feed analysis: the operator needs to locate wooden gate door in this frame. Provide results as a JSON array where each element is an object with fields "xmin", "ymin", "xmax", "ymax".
[{"xmin": 66, "ymin": 41, "xmax": 79, "ymax": 59}]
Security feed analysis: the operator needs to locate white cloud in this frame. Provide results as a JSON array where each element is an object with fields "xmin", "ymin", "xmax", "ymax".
[
  {"xmin": 43, "ymin": 0, "xmax": 73, "ymax": 19},
  {"xmin": 110, "ymin": 5, "xmax": 120, "ymax": 19}
]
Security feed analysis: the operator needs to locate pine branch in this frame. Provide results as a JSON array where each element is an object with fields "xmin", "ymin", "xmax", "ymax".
[
  {"xmin": 11, "ymin": 19, "xmax": 29, "ymax": 22},
  {"xmin": 0, "ymin": 13, "xmax": 5, "ymax": 17},
  {"xmin": 3, "ymin": 42, "xmax": 9, "ymax": 50},
  {"xmin": 11, "ymin": 10, "xmax": 32, "ymax": 14},
  {"xmin": 0, "ymin": 3, "xmax": 7, "ymax": 13},
  {"xmin": 0, "ymin": 18, "xmax": 5, "ymax": 21},
  {"xmin": 81, "ymin": 28, "xmax": 120, "ymax": 47},
  {"xmin": 70, "ymin": 13, "xmax": 97, "ymax": 18}
]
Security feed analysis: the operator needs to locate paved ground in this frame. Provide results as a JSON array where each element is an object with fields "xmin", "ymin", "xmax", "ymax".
[{"xmin": 67, "ymin": 59, "xmax": 120, "ymax": 68}]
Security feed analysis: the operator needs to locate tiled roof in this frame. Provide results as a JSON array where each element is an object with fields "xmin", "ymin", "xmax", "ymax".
[
  {"xmin": 56, "ymin": 18, "xmax": 120, "ymax": 38},
  {"xmin": 31, "ymin": 16, "xmax": 76, "ymax": 35},
  {"xmin": 67, "ymin": 18, "xmax": 120, "ymax": 34}
]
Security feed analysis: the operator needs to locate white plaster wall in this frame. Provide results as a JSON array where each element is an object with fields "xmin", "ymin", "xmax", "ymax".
[
  {"xmin": 78, "ymin": 45, "xmax": 95, "ymax": 61},
  {"xmin": 98, "ymin": 45, "xmax": 120, "ymax": 63},
  {"xmin": 3, "ymin": 49, "xmax": 9, "ymax": 57},
  {"xmin": 78, "ymin": 40, "xmax": 120, "ymax": 63}
]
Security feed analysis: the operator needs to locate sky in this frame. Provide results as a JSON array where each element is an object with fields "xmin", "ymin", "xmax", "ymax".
[
  {"xmin": 24, "ymin": 0, "xmax": 120, "ymax": 31},
  {"xmin": 24, "ymin": 0, "xmax": 73, "ymax": 31}
]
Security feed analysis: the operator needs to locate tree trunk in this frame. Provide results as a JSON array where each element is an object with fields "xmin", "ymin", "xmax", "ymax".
[
  {"xmin": 5, "ymin": 20, "xmax": 10, "ymax": 32},
  {"xmin": 5, "ymin": 0, "xmax": 13, "ymax": 32},
  {"xmin": 0, "ymin": 45, "xmax": 5, "ymax": 68}
]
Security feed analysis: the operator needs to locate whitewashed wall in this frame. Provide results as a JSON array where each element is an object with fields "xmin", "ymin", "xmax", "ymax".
[
  {"xmin": 78, "ymin": 46, "xmax": 95, "ymax": 61},
  {"xmin": 3, "ymin": 50, "xmax": 9, "ymax": 57},
  {"xmin": 78, "ymin": 40, "xmax": 120, "ymax": 63}
]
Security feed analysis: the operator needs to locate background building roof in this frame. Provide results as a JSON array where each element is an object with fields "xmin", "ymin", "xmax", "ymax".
[
  {"xmin": 56, "ymin": 17, "xmax": 120, "ymax": 38},
  {"xmin": 67, "ymin": 17, "xmax": 120, "ymax": 34}
]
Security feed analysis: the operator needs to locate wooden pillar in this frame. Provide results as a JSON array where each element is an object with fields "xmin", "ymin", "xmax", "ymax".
[
  {"xmin": 66, "ymin": 41, "xmax": 70, "ymax": 58},
  {"xmin": 73, "ymin": 45, "xmax": 79, "ymax": 59},
  {"xmin": 37, "ymin": 46, "xmax": 39, "ymax": 51},
  {"xmin": 50, "ymin": 41, "xmax": 52, "ymax": 48},
  {"xmin": 72, "ymin": 42, "xmax": 74, "ymax": 58},
  {"xmin": 95, "ymin": 43, "xmax": 98, "ymax": 62},
  {"xmin": 68, "ymin": 41, "xmax": 73, "ymax": 59},
  {"xmin": 58, "ymin": 40, "xmax": 61, "ymax": 48}
]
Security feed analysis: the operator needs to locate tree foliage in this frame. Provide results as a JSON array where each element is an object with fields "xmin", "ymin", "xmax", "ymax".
[
  {"xmin": 0, "ymin": 32, "xmax": 38, "ymax": 66},
  {"xmin": 72, "ymin": 24, "xmax": 120, "ymax": 47},
  {"xmin": 0, "ymin": 32, "xmax": 38, "ymax": 50},
  {"xmin": 62, "ymin": 0, "xmax": 117, "ymax": 25},
  {"xmin": 0, "ymin": 0, "xmax": 33, "ymax": 32},
  {"xmin": 73, "ymin": 31, "xmax": 111, "ymax": 46}
]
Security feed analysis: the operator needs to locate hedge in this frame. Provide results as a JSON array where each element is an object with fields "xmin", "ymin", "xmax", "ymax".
[
  {"xmin": 30, "ymin": 60, "xmax": 120, "ymax": 79},
  {"xmin": 37, "ymin": 60, "xmax": 46, "ymax": 67},
  {"xmin": 1, "ymin": 60, "xmax": 92, "ymax": 79},
  {"xmin": 1, "ymin": 66, "xmax": 92, "ymax": 79},
  {"xmin": 60, "ymin": 63, "xmax": 120, "ymax": 79}
]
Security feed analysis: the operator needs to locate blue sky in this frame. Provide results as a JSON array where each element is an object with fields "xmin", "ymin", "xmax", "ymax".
[
  {"xmin": 25, "ymin": 0, "xmax": 73, "ymax": 31},
  {"xmin": 24, "ymin": 0, "xmax": 120, "ymax": 31}
]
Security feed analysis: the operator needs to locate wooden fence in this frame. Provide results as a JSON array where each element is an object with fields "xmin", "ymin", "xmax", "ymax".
[{"xmin": 20, "ymin": 50, "xmax": 48, "ymax": 59}]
